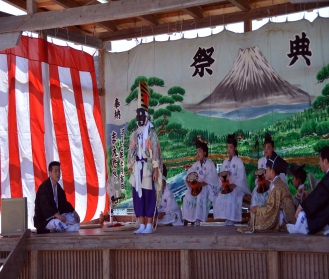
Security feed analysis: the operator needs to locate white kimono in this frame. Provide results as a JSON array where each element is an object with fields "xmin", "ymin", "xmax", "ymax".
[
  {"xmin": 251, "ymin": 156, "xmax": 286, "ymax": 207},
  {"xmin": 157, "ymin": 185, "xmax": 183, "ymax": 226},
  {"xmin": 182, "ymin": 158, "xmax": 219, "ymax": 222},
  {"xmin": 213, "ymin": 155, "xmax": 250, "ymax": 222}
]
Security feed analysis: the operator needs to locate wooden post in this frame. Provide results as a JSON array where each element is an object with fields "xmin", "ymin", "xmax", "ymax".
[
  {"xmin": 268, "ymin": 251, "xmax": 280, "ymax": 279},
  {"xmin": 98, "ymin": 48, "xmax": 106, "ymax": 140},
  {"xmin": 244, "ymin": 19, "xmax": 252, "ymax": 33},
  {"xmin": 26, "ymin": 0, "xmax": 37, "ymax": 14},
  {"xmin": 180, "ymin": 250, "xmax": 190, "ymax": 279},
  {"xmin": 103, "ymin": 249, "xmax": 110, "ymax": 279},
  {"xmin": 30, "ymin": 250, "xmax": 41, "ymax": 279}
]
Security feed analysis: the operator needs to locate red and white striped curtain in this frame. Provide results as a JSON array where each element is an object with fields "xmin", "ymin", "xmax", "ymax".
[{"xmin": 0, "ymin": 36, "xmax": 108, "ymax": 228}]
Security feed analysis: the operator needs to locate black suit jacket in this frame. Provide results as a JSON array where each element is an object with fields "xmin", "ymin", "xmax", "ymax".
[
  {"xmin": 33, "ymin": 178, "xmax": 75, "ymax": 230},
  {"xmin": 301, "ymin": 171, "xmax": 329, "ymax": 234}
]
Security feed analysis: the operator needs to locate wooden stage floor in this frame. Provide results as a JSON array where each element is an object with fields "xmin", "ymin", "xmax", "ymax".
[{"xmin": 1, "ymin": 223, "xmax": 329, "ymax": 279}]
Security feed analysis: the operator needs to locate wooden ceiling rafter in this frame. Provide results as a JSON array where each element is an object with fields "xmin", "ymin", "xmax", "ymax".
[
  {"xmin": 98, "ymin": 2, "xmax": 329, "ymax": 41},
  {"xmin": 183, "ymin": 6, "xmax": 205, "ymax": 19},
  {"xmin": 228, "ymin": 0, "xmax": 250, "ymax": 11},
  {"xmin": 0, "ymin": 0, "xmax": 328, "ymax": 49}
]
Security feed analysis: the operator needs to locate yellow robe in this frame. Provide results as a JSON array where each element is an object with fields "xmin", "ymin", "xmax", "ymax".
[{"xmin": 238, "ymin": 177, "xmax": 296, "ymax": 233}]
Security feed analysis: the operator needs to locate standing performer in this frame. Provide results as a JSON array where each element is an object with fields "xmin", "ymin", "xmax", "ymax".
[
  {"xmin": 128, "ymin": 81, "xmax": 162, "ymax": 234},
  {"xmin": 34, "ymin": 161, "xmax": 80, "ymax": 233},
  {"xmin": 213, "ymin": 134, "xmax": 250, "ymax": 226},
  {"xmin": 182, "ymin": 137, "xmax": 219, "ymax": 226}
]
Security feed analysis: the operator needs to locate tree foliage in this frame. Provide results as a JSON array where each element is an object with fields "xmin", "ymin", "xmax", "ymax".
[
  {"xmin": 125, "ymin": 89, "xmax": 138, "ymax": 104},
  {"xmin": 316, "ymin": 64, "xmax": 329, "ymax": 82},
  {"xmin": 167, "ymin": 104, "xmax": 182, "ymax": 112},
  {"xmin": 316, "ymin": 121, "xmax": 329, "ymax": 136},
  {"xmin": 148, "ymin": 77, "xmax": 165, "ymax": 87},
  {"xmin": 314, "ymin": 139, "xmax": 329, "ymax": 153},
  {"xmin": 130, "ymin": 76, "xmax": 148, "ymax": 92},
  {"xmin": 154, "ymin": 108, "xmax": 171, "ymax": 120},
  {"xmin": 322, "ymin": 83, "xmax": 329, "ymax": 97},
  {"xmin": 159, "ymin": 96, "xmax": 175, "ymax": 105},
  {"xmin": 313, "ymin": 64, "xmax": 329, "ymax": 110},
  {"xmin": 127, "ymin": 118, "xmax": 137, "ymax": 133},
  {"xmin": 312, "ymin": 95, "xmax": 329, "ymax": 109},
  {"xmin": 172, "ymin": 94, "xmax": 184, "ymax": 102},
  {"xmin": 168, "ymin": 86, "xmax": 185, "ymax": 96},
  {"xmin": 126, "ymin": 76, "xmax": 185, "ymax": 136},
  {"xmin": 300, "ymin": 120, "xmax": 317, "ymax": 137}
]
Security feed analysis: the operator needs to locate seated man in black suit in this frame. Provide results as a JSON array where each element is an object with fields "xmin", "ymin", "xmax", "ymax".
[{"xmin": 34, "ymin": 161, "xmax": 80, "ymax": 233}]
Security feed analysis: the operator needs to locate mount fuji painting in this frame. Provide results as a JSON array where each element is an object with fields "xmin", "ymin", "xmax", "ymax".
[{"xmin": 185, "ymin": 46, "xmax": 311, "ymax": 120}]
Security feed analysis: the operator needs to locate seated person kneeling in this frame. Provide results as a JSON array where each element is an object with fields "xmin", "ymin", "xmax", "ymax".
[
  {"xmin": 34, "ymin": 161, "xmax": 80, "ymax": 233},
  {"xmin": 157, "ymin": 164, "xmax": 183, "ymax": 226},
  {"xmin": 287, "ymin": 146, "xmax": 329, "ymax": 235},
  {"xmin": 289, "ymin": 163, "xmax": 308, "ymax": 209},
  {"xmin": 238, "ymin": 153, "xmax": 295, "ymax": 233}
]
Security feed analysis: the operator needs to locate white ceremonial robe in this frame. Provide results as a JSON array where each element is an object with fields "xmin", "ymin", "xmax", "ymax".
[
  {"xmin": 46, "ymin": 212, "xmax": 80, "ymax": 232},
  {"xmin": 213, "ymin": 156, "xmax": 250, "ymax": 222},
  {"xmin": 182, "ymin": 159, "xmax": 219, "ymax": 222},
  {"xmin": 157, "ymin": 185, "xmax": 183, "ymax": 226},
  {"xmin": 251, "ymin": 156, "xmax": 287, "ymax": 207}
]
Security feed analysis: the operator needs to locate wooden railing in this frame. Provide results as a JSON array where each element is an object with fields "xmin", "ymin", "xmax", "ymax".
[{"xmin": 0, "ymin": 230, "xmax": 30, "ymax": 279}]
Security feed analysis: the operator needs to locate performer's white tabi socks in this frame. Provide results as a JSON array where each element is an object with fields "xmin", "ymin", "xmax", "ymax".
[
  {"xmin": 287, "ymin": 211, "xmax": 309, "ymax": 235},
  {"xmin": 141, "ymin": 223, "xmax": 153, "ymax": 234},
  {"xmin": 134, "ymin": 224, "xmax": 145, "ymax": 234}
]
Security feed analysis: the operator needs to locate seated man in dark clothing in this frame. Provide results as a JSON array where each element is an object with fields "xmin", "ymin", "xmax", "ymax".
[
  {"xmin": 34, "ymin": 161, "xmax": 80, "ymax": 233},
  {"xmin": 287, "ymin": 146, "xmax": 329, "ymax": 235}
]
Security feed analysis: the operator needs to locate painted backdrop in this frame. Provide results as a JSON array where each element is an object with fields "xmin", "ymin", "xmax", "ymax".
[{"xmin": 106, "ymin": 18, "xmax": 329, "ymax": 204}]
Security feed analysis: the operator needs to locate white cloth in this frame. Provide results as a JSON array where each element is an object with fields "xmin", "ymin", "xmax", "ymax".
[
  {"xmin": 134, "ymin": 120, "xmax": 154, "ymax": 198},
  {"xmin": 182, "ymin": 159, "xmax": 219, "ymax": 222},
  {"xmin": 53, "ymin": 183, "xmax": 58, "ymax": 209},
  {"xmin": 158, "ymin": 185, "xmax": 183, "ymax": 226},
  {"xmin": 213, "ymin": 156, "xmax": 250, "ymax": 222},
  {"xmin": 46, "ymin": 212, "xmax": 80, "ymax": 232}
]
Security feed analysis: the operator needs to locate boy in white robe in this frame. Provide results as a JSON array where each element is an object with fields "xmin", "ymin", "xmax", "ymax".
[
  {"xmin": 158, "ymin": 165, "xmax": 183, "ymax": 226},
  {"xmin": 251, "ymin": 133, "xmax": 286, "ymax": 207},
  {"xmin": 182, "ymin": 137, "xmax": 219, "ymax": 226},
  {"xmin": 213, "ymin": 133, "xmax": 250, "ymax": 226}
]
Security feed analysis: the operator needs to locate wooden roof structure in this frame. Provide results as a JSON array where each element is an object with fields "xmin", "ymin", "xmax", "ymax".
[{"xmin": 0, "ymin": 0, "xmax": 328, "ymax": 49}]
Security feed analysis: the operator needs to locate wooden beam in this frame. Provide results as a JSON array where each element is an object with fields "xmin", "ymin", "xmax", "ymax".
[
  {"xmin": 0, "ymin": 31, "xmax": 22, "ymax": 51},
  {"xmin": 41, "ymin": 28, "xmax": 103, "ymax": 48},
  {"xmin": 27, "ymin": 0, "xmax": 37, "ymax": 14},
  {"xmin": 51, "ymin": 0, "xmax": 118, "ymax": 31},
  {"xmin": 99, "ymin": 2, "xmax": 329, "ymax": 41},
  {"xmin": 183, "ymin": 6, "xmax": 204, "ymax": 19},
  {"xmin": 228, "ymin": 0, "xmax": 250, "ymax": 11},
  {"xmin": 0, "ymin": 0, "xmax": 219, "ymax": 34},
  {"xmin": 98, "ymin": 21, "xmax": 119, "ymax": 32},
  {"xmin": 138, "ymin": 14, "xmax": 161, "ymax": 25}
]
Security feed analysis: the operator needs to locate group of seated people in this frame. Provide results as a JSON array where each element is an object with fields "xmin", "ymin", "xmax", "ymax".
[{"xmin": 159, "ymin": 133, "xmax": 329, "ymax": 236}]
